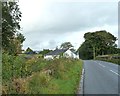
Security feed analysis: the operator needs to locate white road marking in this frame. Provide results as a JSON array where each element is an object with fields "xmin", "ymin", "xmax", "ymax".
[
  {"xmin": 110, "ymin": 70, "xmax": 120, "ymax": 76},
  {"xmin": 99, "ymin": 63, "xmax": 105, "ymax": 67},
  {"xmin": 94, "ymin": 61, "xmax": 120, "ymax": 76}
]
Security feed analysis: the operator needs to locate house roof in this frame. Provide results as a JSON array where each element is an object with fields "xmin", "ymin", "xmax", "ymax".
[
  {"xmin": 45, "ymin": 48, "xmax": 68, "ymax": 56},
  {"xmin": 69, "ymin": 49, "xmax": 78, "ymax": 55}
]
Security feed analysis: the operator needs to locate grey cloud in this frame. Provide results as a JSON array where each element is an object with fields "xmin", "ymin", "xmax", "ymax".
[
  {"xmin": 32, "ymin": 2, "xmax": 117, "ymax": 34},
  {"xmin": 47, "ymin": 40, "xmax": 58, "ymax": 49},
  {"xmin": 20, "ymin": 2, "xmax": 118, "ymax": 50}
]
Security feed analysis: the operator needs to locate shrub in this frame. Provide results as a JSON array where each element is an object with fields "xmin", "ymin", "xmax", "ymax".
[{"xmin": 2, "ymin": 54, "xmax": 83, "ymax": 94}]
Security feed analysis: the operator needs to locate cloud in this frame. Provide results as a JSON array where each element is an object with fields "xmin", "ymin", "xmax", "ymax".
[
  {"xmin": 21, "ymin": 2, "xmax": 117, "ymax": 33},
  {"xmin": 18, "ymin": 1, "xmax": 118, "ymax": 50}
]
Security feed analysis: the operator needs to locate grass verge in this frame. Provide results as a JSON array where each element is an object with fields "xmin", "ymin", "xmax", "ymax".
[
  {"xmin": 95, "ymin": 58, "xmax": 120, "ymax": 65},
  {"xmin": 2, "ymin": 54, "xmax": 83, "ymax": 94}
]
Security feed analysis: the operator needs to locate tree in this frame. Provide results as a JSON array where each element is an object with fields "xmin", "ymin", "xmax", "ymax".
[
  {"xmin": 16, "ymin": 33, "xmax": 25, "ymax": 44},
  {"xmin": 9, "ymin": 33, "xmax": 25, "ymax": 55},
  {"xmin": 25, "ymin": 47, "xmax": 34, "ymax": 54},
  {"xmin": 8, "ymin": 37, "xmax": 22, "ymax": 55},
  {"xmin": 60, "ymin": 42, "xmax": 73, "ymax": 49},
  {"xmin": 2, "ymin": 2, "xmax": 23, "ymax": 54},
  {"xmin": 78, "ymin": 41, "xmax": 93, "ymax": 60},
  {"xmin": 78, "ymin": 30, "xmax": 117, "ymax": 59},
  {"xmin": 39, "ymin": 49, "xmax": 52, "ymax": 56}
]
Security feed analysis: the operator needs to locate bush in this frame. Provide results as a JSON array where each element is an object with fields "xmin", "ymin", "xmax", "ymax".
[
  {"xmin": 2, "ymin": 54, "xmax": 83, "ymax": 94},
  {"xmin": 2, "ymin": 53, "xmax": 15, "ymax": 82},
  {"xmin": 95, "ymin": 56, "xmax": 120, "ymax": 65}
]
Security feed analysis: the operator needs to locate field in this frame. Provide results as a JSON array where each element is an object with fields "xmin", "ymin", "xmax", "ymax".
[{"xmin": 2, "ymin": 53, "xmax": 83, "ymax": 94}]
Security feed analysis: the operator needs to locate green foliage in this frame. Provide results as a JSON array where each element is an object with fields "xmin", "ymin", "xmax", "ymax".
[
  {"xmin": 39, "ymin": 49, "xmax": 52, "ymax": 56},
  {"xmin": 2, "ymin": 54, "xmax": 46, "ymax": 82},
  {"xmin": 2, "ymin": 53, "xmax": 26, "ymax": 82},
  {"xmin": 28, "ymin": 73, "xmax": 50, "ymax": 94},
  {"xmin": 2, "ymin": 54, "xmax": 14, "ymax": 82},
  {"xmin": 8, "ymin": 35, "xmax": 25, "ymax": 55},
  {"xmin": 78, "ymin": 30, "xmax": 117, "ymax": 59},
  {"xmin": 95, "ymin": 54, "xmax": 120, "ymax": 65},
  {"xmin": 16, "ymin": 33, "xmax": 25, "ymax": 43},
  {"xmin": 2, "ymin": 2, "xmax": 20, "ymax": 49},
  {"xmin": 106, "ymin": 59, "xmax": 120, "ymax": 65},
  {"xmin": 2, "ymin": 2, "xmax": 25, "ymax": 55},
  {"xmin": 2, "ymin": 54, "xmax": 83, "ymax": 94},
  {"xmin": 60, "ymin": 42, "xmax": 73, "ymax": 49},
  {"xmin": 78, "ymin": 41, "xmax": 93, "ymax": 60},
  {"xmin": 27, "ymin": 58, "xmax": 83, "ymax": 94},
  {"xmin": 25, "ymin": 47, "xmax": 34, "ymax": 53}
]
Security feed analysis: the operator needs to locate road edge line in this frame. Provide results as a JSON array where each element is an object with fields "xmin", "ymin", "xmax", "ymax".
[{"xmin": 77, "ymin": 67, "xmax": 85, "ymax": 95}]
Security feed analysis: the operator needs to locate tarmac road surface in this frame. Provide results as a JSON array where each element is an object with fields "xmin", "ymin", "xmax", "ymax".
[{"xmin": 83, "ymin": 60, "xmax": 119, "ymax": 95}]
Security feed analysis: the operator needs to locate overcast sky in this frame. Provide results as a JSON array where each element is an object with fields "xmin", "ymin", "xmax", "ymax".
[{"xmin": 18, "ymin": 0, "xmax": 118, "ymax": 51}]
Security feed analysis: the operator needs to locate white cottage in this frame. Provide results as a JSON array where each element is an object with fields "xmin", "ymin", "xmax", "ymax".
[
  {"xmin": 44, "ymin": 48, "xmax": 79, "ymax": 60},
  {"xmin": 63, "ymin": 48, "xmax": 79, "ymax": 59}
]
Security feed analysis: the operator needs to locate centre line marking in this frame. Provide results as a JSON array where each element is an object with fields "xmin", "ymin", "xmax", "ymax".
[
  {"xmin": 110, "ymin": 70, "xmax": 120, "ymax": 76},
  {"xmin": 99, "ymin": 63, "xmax": 105, "ymax": 67}
]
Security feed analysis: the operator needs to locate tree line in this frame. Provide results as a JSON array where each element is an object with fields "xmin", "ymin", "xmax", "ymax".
[{"xmin": 77, "ymin": 30, "xmax": 120, "ymax": 60}]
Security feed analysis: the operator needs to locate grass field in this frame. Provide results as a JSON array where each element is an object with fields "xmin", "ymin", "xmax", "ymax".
[{"xmin": 2, "ymin": 53, "xmax": 83, "ymax": 94}]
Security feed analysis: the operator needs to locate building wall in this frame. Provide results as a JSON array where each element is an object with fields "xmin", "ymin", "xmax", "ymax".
[
  {"xmin": 44, "ymin": 55, "xmax": 54, "ymax": 60},
  {"xmin": 63, "ymin": 49, "xmax": 78, "ymax": 59},
  {"xmin": 44, "ymin": 49, "xmax": 79, "ymax": 59},
  {"xmin": 44, "ymin": 55, "xmax": 60, "ymax": 60}
]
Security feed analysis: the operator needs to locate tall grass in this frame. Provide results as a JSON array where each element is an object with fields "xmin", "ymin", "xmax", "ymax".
[
  {"xmin": 26, "ymin": 58, "xmax": 83, "ymax": 94},
  {"xmin": 2, "ymin": 53, "xmax": 83, "ymax": 94}
]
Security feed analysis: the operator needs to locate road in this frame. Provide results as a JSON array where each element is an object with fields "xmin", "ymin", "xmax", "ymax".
[{"xmin": 83, "ymin": 60, "xmax": 119, "ymax": 94}]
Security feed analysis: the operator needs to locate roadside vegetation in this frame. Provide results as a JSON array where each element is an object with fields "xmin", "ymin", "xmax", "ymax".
[
  {"xmin": 2, "ymin": 53, "xmax": 83, "ymax": 94},
  {"xmin": 99, "ymin": 59, "xmax": 120, "ymax": 65},
  {"xmin": 95, "ymin": 54, "xmax": 120, "ymax": 65}
]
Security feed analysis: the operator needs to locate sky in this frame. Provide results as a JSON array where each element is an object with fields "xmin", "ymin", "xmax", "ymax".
[{"xmin": 18, "ymin": 0, "xmax": 119, "ymax": 51}]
